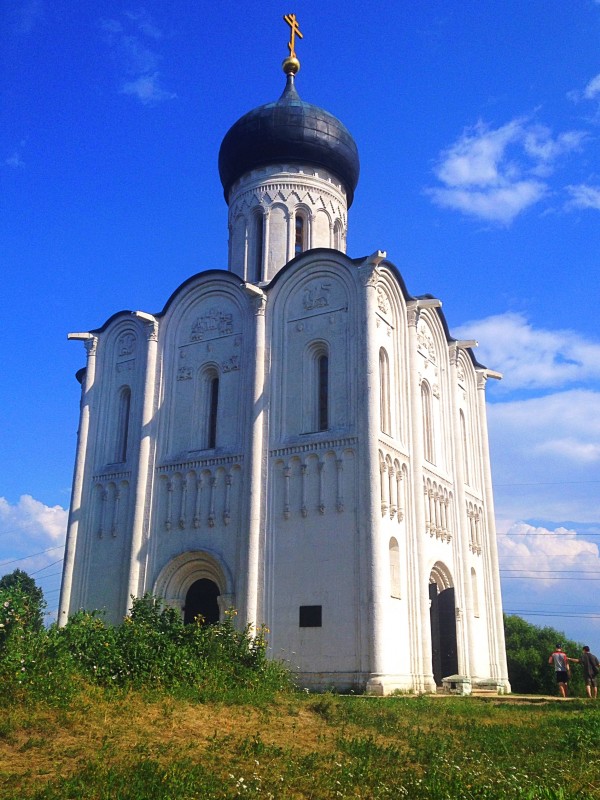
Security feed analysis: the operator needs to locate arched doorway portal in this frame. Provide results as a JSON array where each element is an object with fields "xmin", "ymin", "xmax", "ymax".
[
  {"xmin": 153, "ymin": 550, "xmax": 233, "ymax": 624},
  {"xmin": 429, "ymin": 563, "xmax": 458, "ymax": 685},
  {"xmin": 184, "ymin": 578, "xmax": 220, "ymax": 625}
]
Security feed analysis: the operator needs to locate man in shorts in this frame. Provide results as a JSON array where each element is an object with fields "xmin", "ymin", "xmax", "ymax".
[
  {"xmin": 578, "ymin": 646, "xmax": 599, "ymax": 699},
  {"xmin": 548, "ymin": 644, "xmax": 571, "ymax": 698}
]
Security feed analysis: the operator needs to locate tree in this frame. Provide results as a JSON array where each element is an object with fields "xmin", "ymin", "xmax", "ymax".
[
  {"xmin": 504, "ymin": 614, "xmax": 585, "ymax": 696},
  {"xmin": 0, "ymin": 569, "xmax": 46, "ymax": 633}
]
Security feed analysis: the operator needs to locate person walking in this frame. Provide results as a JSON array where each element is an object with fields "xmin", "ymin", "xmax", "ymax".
[
  {"xmin": 548, "ymin": 644, "xmax": 571, "ymax": 698},
  {"xmin": 578, "ymin": 646, "xmax": 599, "ymax": 699}
]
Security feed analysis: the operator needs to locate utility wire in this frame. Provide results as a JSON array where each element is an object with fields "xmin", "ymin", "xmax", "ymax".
[
  {"xmin": 28, "ymin": 559, "xmax": 63, "ymax": 576},
  {"xmin": 0, "ymin": 545, "xmax": 64, "ymax": 567}
]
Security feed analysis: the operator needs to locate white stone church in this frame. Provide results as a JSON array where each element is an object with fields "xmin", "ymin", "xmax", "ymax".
[{"xmin": 59, "ymin": 36, "xmax": 510, "ymax": 694}]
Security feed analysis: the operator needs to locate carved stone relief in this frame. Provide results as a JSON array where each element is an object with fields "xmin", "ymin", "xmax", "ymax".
[
  {"xmin": 377, "ymin": 286, "xmax": 390, "ymax": 314},
  {"xmin": 190, "ymin": 309, "xmax": 233, "ymax": 342},
  {"xmin": 117, "ymin": 332, "xmax": 136, "ymax": 357},
  {"xmin": 303, "ymin": 282, "xmax": 331, "ymax": 311}
]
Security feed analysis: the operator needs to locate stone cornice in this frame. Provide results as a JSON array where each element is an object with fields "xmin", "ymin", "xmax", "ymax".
[{"xmin": 270, "ymin": 436, "xmax": 358, "ymax": 459}]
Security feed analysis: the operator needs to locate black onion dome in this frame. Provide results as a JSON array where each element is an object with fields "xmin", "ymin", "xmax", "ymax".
[{"xmin": 218, "ymin": 74, "xmax": 360, "ymax": 206}]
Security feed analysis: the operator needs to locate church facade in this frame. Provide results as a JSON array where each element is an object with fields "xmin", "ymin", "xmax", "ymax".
[{"xmin": 59, "ymin": 43, "xmax": 510, "ymax": 694}]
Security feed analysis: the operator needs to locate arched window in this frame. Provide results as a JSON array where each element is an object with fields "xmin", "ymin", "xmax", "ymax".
[
  {"xmin": 389, "ymin": 537, "xmax": 401, "ymax": 598},
  {"xmin": 333, "ymin": 219, "xmax": 343, "ymax": 251},
  {"xmin": 207, "ymin": 374, "xmax": 219, "ymax": 450},
  {"xmin": 295, "ymin": 213, "xmax": 306, "ymax": 255},
  {"xmin": 421, "ymin": 382, "xmax": 434, "ymax": 463},
  {"xmin": 460, "ymin": 410, "xmax": 469, "ymax": 485},
  {"xmin": 115, "ymin": 386, "xmax": 131, "ymax": 463},
  {"xmin": 317, "ymin": 353, "xmax": 329, "ymax": 431},
  {"xmin": 253, "ymin": 211, "xmax": 264, "ymax": 283},
  {"xmin": 379, "ymin": 348, "xmax": 391, "ymax": 435},
  {"xmin": 471, "ymin": 567, "xmax": 480, "ymax": 617}
]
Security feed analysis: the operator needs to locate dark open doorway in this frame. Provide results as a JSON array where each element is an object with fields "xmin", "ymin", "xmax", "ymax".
[
  {"xmin": 184, "ymin": 578, "xmax": 220, "ymax": 625},
  {"xmin": 429, "ymin": 583, "xmax": 458, "ymax": 685}
]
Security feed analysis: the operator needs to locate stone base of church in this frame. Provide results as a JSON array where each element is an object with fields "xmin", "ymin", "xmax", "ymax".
[
  {"xmin": 294, "ymin": 671, "xmax": 371, "ymax": 694},
  {"xmin": 365, "ymin": 673, "xmax": 437, "ymax": 696},
  {"xmin": 293, "ymin": 671, "xmax": 439, "ymax": 695}
]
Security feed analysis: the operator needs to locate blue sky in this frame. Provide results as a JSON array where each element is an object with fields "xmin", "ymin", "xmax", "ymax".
[{"xmin": 1, "ymin": 0, "xmax": 599, "ymax": 653}]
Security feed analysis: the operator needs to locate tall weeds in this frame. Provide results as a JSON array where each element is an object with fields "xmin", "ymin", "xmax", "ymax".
[{"xmin": 0, "ymin": 591, "xmax": 290, "ymax": 706}]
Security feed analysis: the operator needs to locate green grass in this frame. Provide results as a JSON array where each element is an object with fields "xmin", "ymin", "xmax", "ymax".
[
  {"xmin": 2, "ymin": 588, "xmax": 598, "ymax": 798},
  {"xmin": 1, "ymin": 691, "xmax": 599, "ymax": 799}
]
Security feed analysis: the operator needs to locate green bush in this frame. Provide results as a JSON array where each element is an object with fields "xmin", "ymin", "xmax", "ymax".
[{"xmin": 0, "ymin": 587, "xmax": 290, "ymax": 706}]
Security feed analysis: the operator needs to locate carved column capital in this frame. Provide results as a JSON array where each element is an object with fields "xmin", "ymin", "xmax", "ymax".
[
  {"xmin": 448, "ymin": 343, "xmax": 459, "ymax": 367},
  {"xmin": 406, "ymin": 302, "xmax": 420, "ymax": 328},
  {"xmin": 84, "ymin": 336, "xmax": 98, "ymax": 356},
  {"xmin": 145, "ymin": 321, "xmax": 159, "ymax": 342},
  {"xmin": 358, "ymin": 263, "xmax": 381, "ymax": 289}
]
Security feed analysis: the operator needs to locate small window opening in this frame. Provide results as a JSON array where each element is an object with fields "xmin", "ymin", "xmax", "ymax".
[{"xmin": 299, "ymin": 605, "xmax": 322, "ymax": 627}]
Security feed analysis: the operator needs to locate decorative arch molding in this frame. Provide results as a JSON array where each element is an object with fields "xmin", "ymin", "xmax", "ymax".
[
  {"xmin": 153, "ymin": 550, "xmax": 235, "ymax": 618},
  {"xmin": 429, "ymin": 561, "xmax": 454, "ymax": 593}
]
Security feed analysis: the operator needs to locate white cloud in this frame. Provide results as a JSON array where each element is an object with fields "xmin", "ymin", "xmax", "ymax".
[
  {"xmin": 566, "ymin": 183, "xmax": 600, "ymax": 210},
  {"xmin": 489, "ymin": 389, "xmax": 600, "ymax": 465},
  {"xmin": 121, "ymin": 73, "xmax": 176, "ymax": 105},
  {"xmin": 583, "ymin": 73, "xmax": 600, "ymax": 101},
  {"xmin": 498, "ymin": 522, "xmax": 599, "ymax": 585},
  {"xmin": 487, "ymin": 389, "xmax": 600, "ymax": 525},
  {"xmin": 427, "ymin": 118, "xmax": 585, "ymax": 224},
  {"xmin": 429, "ymin": 181, "xmax": 546, "ymax": 225},
  {"xmin": 455, "ymin": 312, "xmax": 600, "ymax": 391},
  {"xmin": 100, "ymin": 13, "xmax": 176, "ymax": 106},
  {"xmin": 454, "ymin": 315, "xmax": 600, "ymax": 533},
  {"xmin": 4, "ymin": 152, "xmax": 25, "ymax": 169},
  {"xmin": 0, "ymin": 495, "xmax": 67, "ymax": 546},
  {"xmin": 498, "ymin": 523, "xmax": 600, "ymax": 638}
]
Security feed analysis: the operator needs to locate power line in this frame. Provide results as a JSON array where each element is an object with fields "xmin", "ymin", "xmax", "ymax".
[
  {"xmin": 502, "ymin": 575, "xmax": 600, "ymax": 581},
  {"xmin": 28, "ymin": 559, "xmax": 63, "ymax": 576},
  {"xmin": 497, "ymin": 532, "xmax": 600, "ymax": 537},
  {"xmin": 495, "ymin": 480, "xmax": 600, "ymax": 487},
  {"xmin": 501, "ymin": 569, "xmax": 600, "ymax": 575},
  {"xmin": 34, "ymin": 571, "xmax": 63, "ymax": 581},
  {"xmin": 505, "ymin": 610, "xmax": 600, "ymax": 619},
  {"xmin": 0, "ymin": 545, "xmax": 64, "ymax": 568}
]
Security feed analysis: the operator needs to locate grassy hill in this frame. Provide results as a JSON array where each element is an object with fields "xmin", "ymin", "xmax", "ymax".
[
  {"xmin": 1, "ymin": 584, "xmax": 598, "ymax": 799},
  {"xmin": 1, "ymin": 689, "xmax": 599, "ymax": 799}
]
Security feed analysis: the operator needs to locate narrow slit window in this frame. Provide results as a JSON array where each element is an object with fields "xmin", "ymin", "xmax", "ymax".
[
  {"xmin": 207, "ymin": 375, "xmax": 219, "ymax": 449},
  {"xmin": 115, "ymin": 387, "xmax": 131, "ymax": 463},
  {"xmin": 317, "ymin": 354, "xmax": 329, "ymax": 431},
  {"xmin": 421, "ymin": 382, "xmax": 434, "ymax": 463},
  {"xmin": 379, "ymin": 348, "xmax": 391, "ymax": 434},
  {"xmin": 471, "ymin": 568, "xmax": 480, "ymax": 617},
  {"xmin": 295, "ymin": 215, "xmax": 305, "ymax": 255},
  {"xmin": 460, "ymin": 410, "xmax": 470, "ymax": 485},
  {"xmin": 389, "ymin": 537, "xmax": 401, "ymax": 598},
  {"xmin": 254, "ymin": 212, "xmax": 263, "ymax": 282}
]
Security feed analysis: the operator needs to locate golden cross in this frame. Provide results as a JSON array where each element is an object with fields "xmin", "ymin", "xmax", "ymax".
[{"xmin": 283, "ymin": 13, "xmax": 303, "ymax": 58}]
